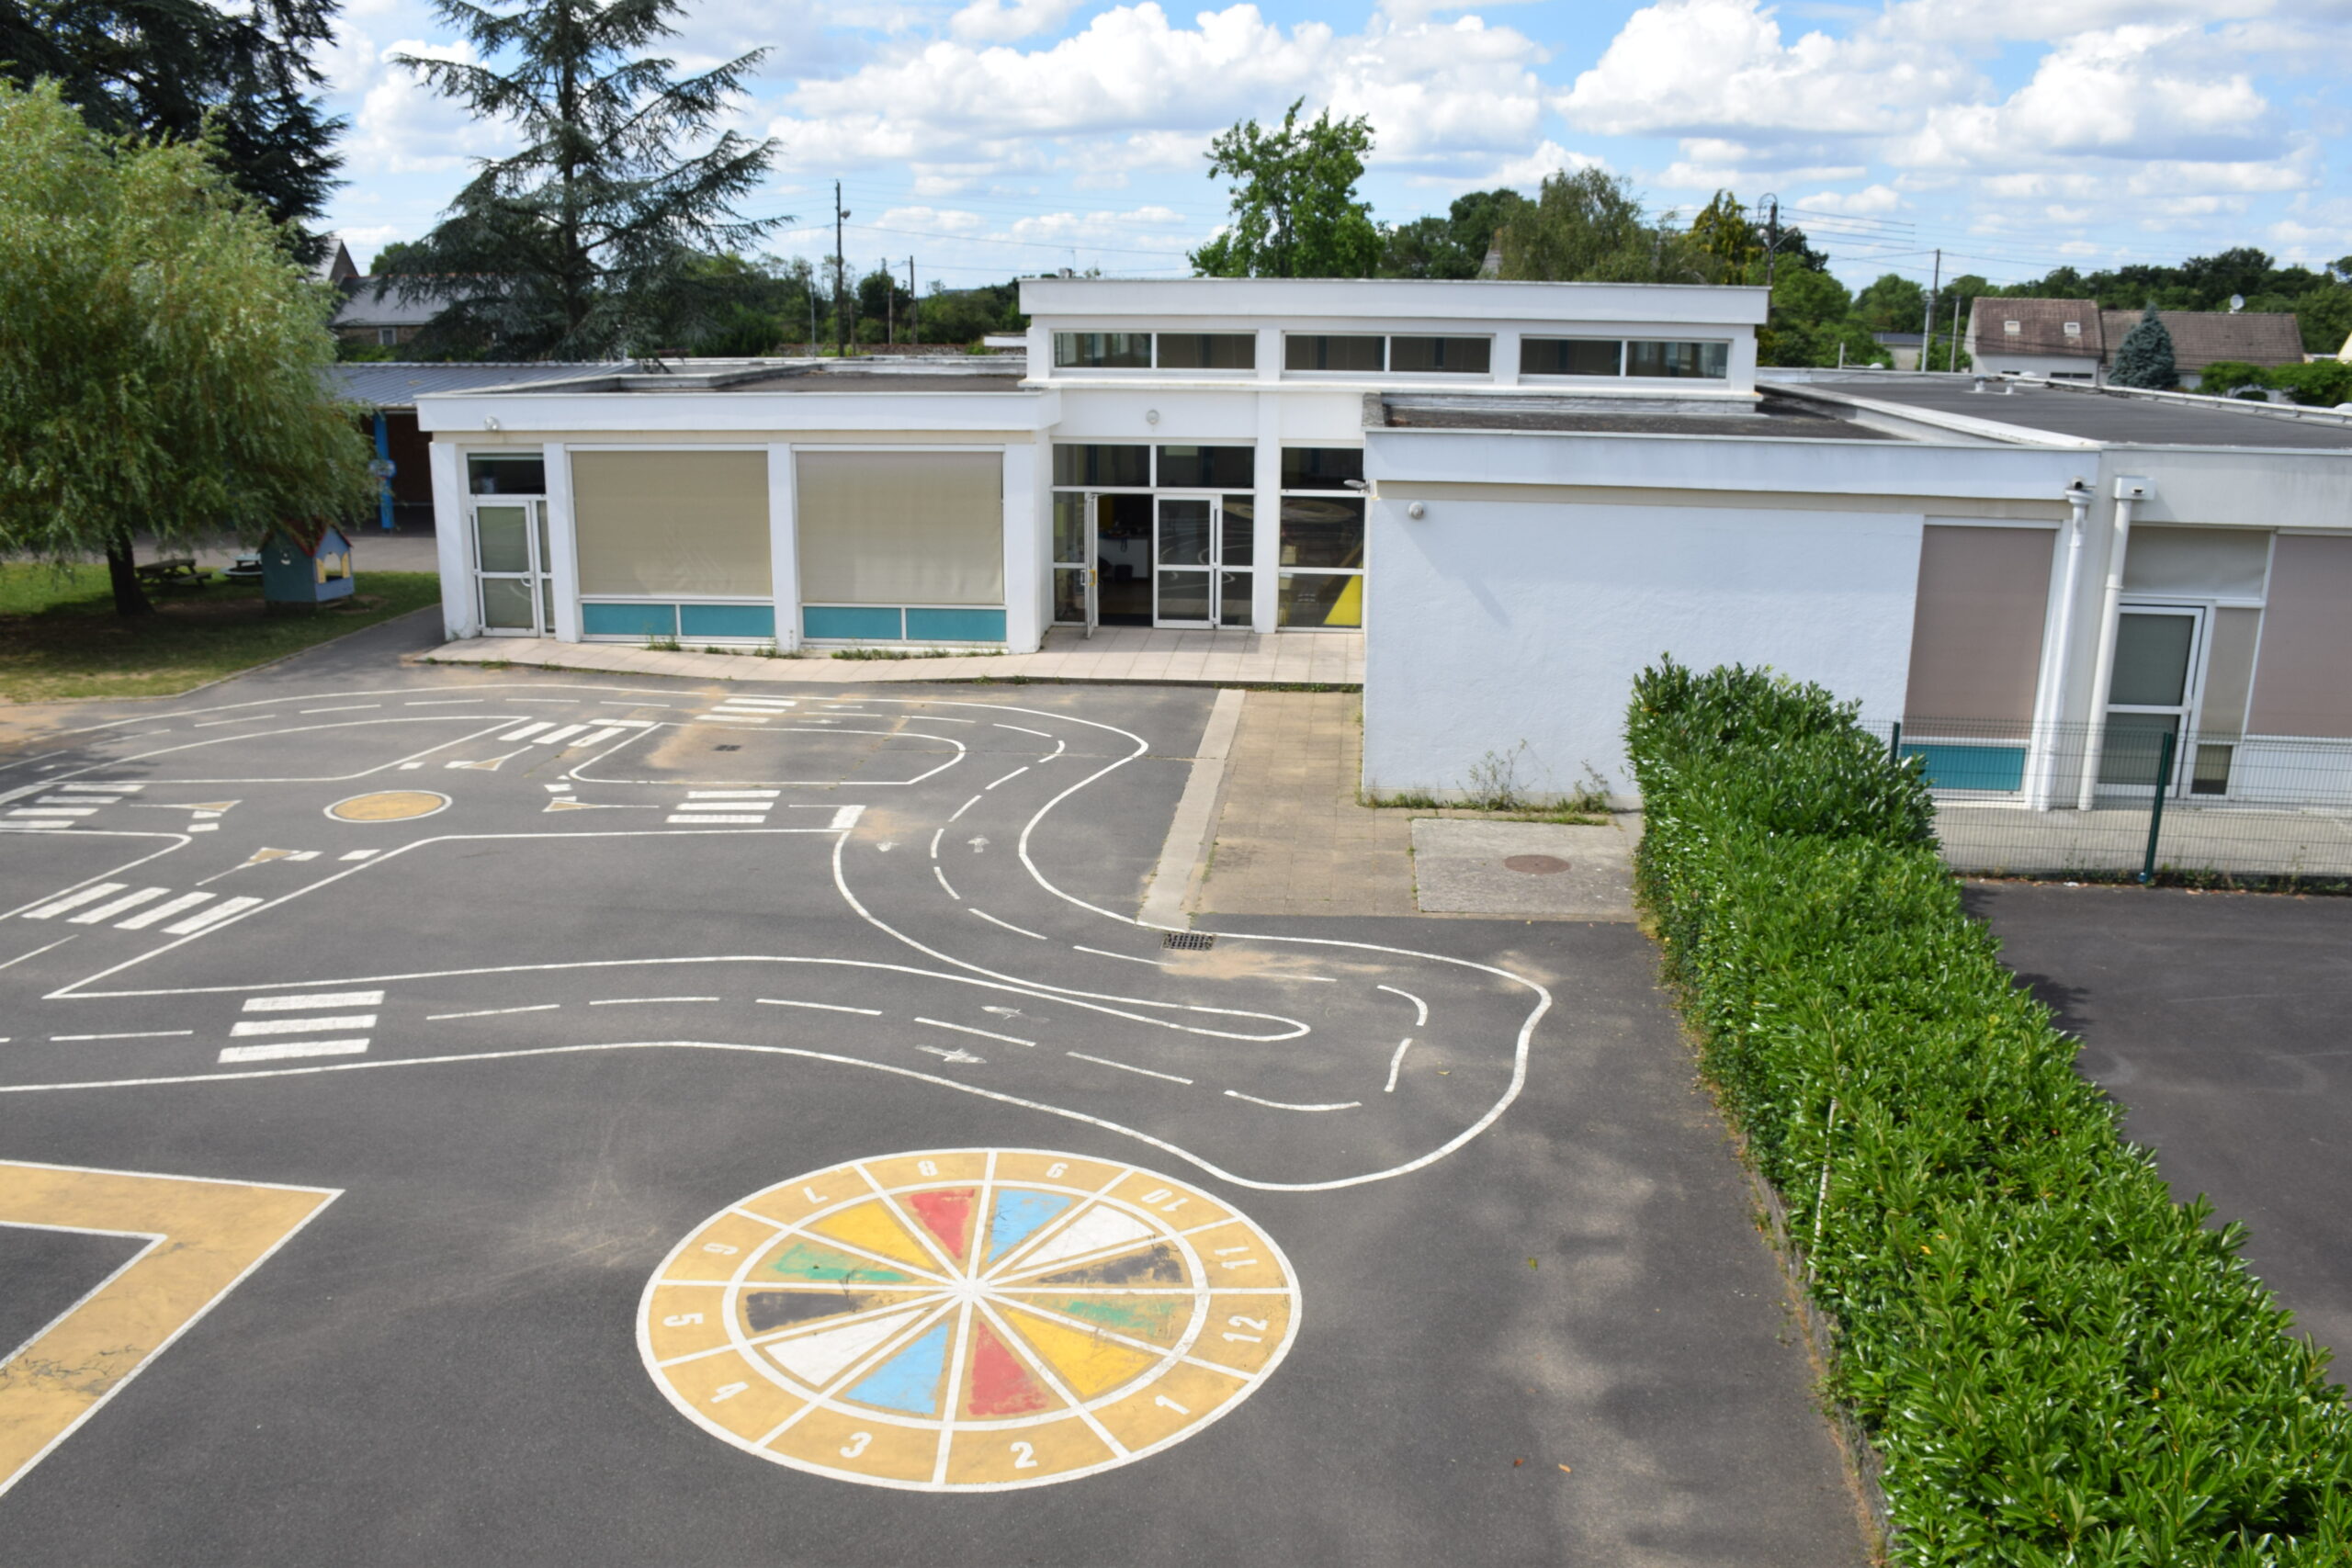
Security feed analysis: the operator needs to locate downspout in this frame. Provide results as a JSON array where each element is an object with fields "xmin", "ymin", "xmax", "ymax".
[
  {"xmin": 2026, "ymin": 479, "xmax": 2094, "ymax": 809},
  {"xmin": 2074, "ymin": 477, "xmax": 2152, "ymax": 811}
]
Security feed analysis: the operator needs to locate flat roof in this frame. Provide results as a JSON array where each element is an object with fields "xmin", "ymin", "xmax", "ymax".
[
  {"xmin": 1778, "ymin": 373, "xmax": 2352, "ymax": 451},
  {"xmin": 328, "ymin": 362, "xmax": 617, "ymax": 407},
  {"xmin": 1375, "ymin": 391, "xmax": 1900, "ymax": 440}
]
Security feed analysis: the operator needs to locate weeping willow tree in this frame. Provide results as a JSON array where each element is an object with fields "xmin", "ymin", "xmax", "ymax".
[{"xmin": 0, "ymin": 80, "xmax": 373, "ymax": 615}]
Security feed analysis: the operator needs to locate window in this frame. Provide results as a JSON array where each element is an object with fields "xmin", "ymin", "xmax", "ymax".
[
  {"xmin": 1388, "ymin": 335, "xmax": 1490, "ymax": 374},
  {"xmin": 1625, "ymin": 340, "xmax": 1729, "ymax": 378},
  {"xmin": 1521, "ymin": 338, "xmax": 1623, "ymax": 377},
  {"xmin": 796, "ymin": 451, "xmax": 1003, "ymax": 608},
  {"xmin": 2062, "ymin": 321, "xmax": 2083, "ymax": 338},
  {"xmin": 1053, "ymin": 332, "xmax": 1150, "ymax": 368},
  {"xmin": 1156, "ymin": 446, "xmax": 1253, "ymax": 489},
  {"xmin": 1284, "ymin": 334, "xmax": 1385, "ymax": 372},
  {"xmin": 377, "ymin": 327, "xmax": 399, "ymax": 346},
  {"xmin": 1280, "ymin": 447, "xmax": 1363, "ymax": 490},
  {"xmin": 1279, "ymin": 446, "xmax": 1363, "ymax": 629},
  {"xmin": 2003, "ymin": 320, "xmax": 2022, "ymax": 335},
  {"xmin": 1051, "ymin": 445, "xmax": 1149, "ymax": 488},
  {"xmin": 572, "ymin": 450, "xmax": 772, "ymax": 598},
  {"xmin": 1156, "ymin": 333, "xmax": 1255, "ymax": 369},
  {"xmin": 467, "ymin": 453, "xmax": 546, "ymax": 495}
]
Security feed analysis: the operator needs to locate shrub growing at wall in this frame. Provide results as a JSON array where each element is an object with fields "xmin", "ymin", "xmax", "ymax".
[{"xmin": 1625, "ymin": 658, "xmax": 2350, "ymax": 1564}]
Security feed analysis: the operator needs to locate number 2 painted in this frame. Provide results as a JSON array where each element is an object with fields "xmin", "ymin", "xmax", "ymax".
[{"xmin": 1010, "ymin": 1441, "xmax": 1038, "ymax": 1469}]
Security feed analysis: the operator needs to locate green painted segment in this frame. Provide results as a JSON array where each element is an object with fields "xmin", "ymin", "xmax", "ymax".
[
  {"xmin": 1046, "ymin": 1296, "xmax": 1182, "ymax": 1338},
  {"xmin": 766, "ymin": 1240, "xmax": 914, "ymax": 1284}
]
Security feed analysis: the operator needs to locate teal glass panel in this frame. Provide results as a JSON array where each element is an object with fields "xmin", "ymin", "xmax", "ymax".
[
  {"xmin": 581, "ymin": 602, "xmax": 676, "ymax": 637},
  {"xmin": 904, "ymin": 607, "xmax": 1006, "ymax": 642},
  {"xmin": 679, "ymin": 604, "xmax": 775, "ymax": 638},
  {"xmin": 1901, "ymin": 742, "xmax": 2027, "ymax": 793},
  {"xmin": 804, "ymin": 605, "xmax": 903, "ymax": 640}
]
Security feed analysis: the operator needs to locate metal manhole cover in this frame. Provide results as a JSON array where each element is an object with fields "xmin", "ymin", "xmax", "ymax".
[{"xmin": 1503, "ymin": 854, "xmax": 1571, "ymax": 874}]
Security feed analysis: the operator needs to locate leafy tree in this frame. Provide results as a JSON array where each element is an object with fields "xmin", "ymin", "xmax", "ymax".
[
  {"xmin": 2109, "ymin": 304, "xmax": 2177, "ymax": 389},
  {"xmin": 1376, "ymin": 187, "xmax": 1523, "ymax": 279},
  {"xmin": 0, "ymin": 0, "xmax": 346, "ymax": 254},
  {"xmin": 0, "ymin": 81, "xmax": 373, "ymax": 615},
  {"xmin": 1854, "ymin": 272, "xmax": 1925, "ymax": 333},
  {"xmin": 1498, "ymin": 167, "xmax": 1709, "ymax": 283},
  {"xmin": 385, "ymin": 0, "xmax": 780, "ymax": 358},
  {"xmin": 916, "ymin": 280, "xmax": 1023, "ymax": 345},
  {"xmin": 1688, "ymin": 190, "xmax": 1761, "ymax": 276},
  {"xmin": 1190, "ymin": 99, "xmax": 1381, "ymax": 278}
]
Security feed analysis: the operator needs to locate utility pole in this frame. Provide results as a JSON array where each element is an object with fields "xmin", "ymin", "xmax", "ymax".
[
  {"xmin": 1950, "ymin": 298, "xmax": 1962, "ymax": 372},
  {"xmin": 832, "ymin": 181, "xmax": 849, "ymax": 358},
  {"xmin": 1761, "ymin": 193, "xmax": 1781, "ymax": 289},
  {"xmin": 885, "ymin": 254, "xmax": 893, "ymax": 346},
  {"xmin": 907, "ymin": 256, "xmax": 918, "ymax": 346},
  {"xmin": 1919, "ymin": 247, "xmax": 1941, "ymax": 370}
]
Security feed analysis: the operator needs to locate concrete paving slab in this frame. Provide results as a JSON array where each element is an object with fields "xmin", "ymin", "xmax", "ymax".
[{"xmin": 1412, "ymin": 818, "xmax": 1640, "ymax": 920}]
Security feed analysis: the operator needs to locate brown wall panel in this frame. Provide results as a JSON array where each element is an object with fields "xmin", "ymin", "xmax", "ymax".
[
  {"xmin": 1902, "ymin": 525, "xmax": 2055, "ymax": 728},
  {"xmin": 2247, "ymin": 534, "xmax": 2352, "ymax": 739}
]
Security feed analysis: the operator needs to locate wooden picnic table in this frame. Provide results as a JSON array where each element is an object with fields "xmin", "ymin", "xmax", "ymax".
[{"xmin": 134, "ymin": 556, "xmax": 210, "ymax": 585}]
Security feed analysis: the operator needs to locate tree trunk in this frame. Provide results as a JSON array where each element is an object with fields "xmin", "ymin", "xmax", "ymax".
[{"xmin": 105, "ymin": 534, "xmax": 154, "ymax": 618}]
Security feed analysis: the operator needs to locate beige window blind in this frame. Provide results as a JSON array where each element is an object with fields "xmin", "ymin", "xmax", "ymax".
[
  {"xmin": 797, "ymin": 451, "xmax": 1003, "ymax": 606},
  {"xmin": 571, "ymin": 450, "xmax": 772, "ymax": 597},
  {"xmin": 2121, "ymin": 526, "xmax": 2271, "ymax": 597},
  {"xmin": 2246, "ymin": 534, "xmax": 2352, "ymax": 739},
  {"xmin": 1901, "ymin": 525, "xmax": 2055, "ymax": 728}
]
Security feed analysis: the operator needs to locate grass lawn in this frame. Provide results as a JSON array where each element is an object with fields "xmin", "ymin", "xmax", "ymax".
[{"xmin": 0, "ymin": 564, "xmax": 441, "ymax": 704}]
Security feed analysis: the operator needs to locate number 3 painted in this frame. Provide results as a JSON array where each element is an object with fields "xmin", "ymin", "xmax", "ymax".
[
  {"xmin": 1010, "ymin": 1441, "xmax": 1038, "ymax": 1469},
  {"xmin": 841, "ymin": 1432, "xmax": 872, "ymax": 1458}
]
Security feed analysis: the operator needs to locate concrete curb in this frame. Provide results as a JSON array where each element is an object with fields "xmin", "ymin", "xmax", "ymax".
[{"xmin": 1138, "ymin": 688, "xmax": 1248, "ymax": 929}]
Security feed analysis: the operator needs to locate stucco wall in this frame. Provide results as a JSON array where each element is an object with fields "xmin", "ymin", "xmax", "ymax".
[{"xmin": 1361, "ymin": 496, "xmax": 1926, "ymax": 803}]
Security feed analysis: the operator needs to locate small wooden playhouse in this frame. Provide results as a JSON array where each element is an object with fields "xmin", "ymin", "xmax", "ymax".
[{"xmin": 260, "ymin": 522, "xmax": 355, "ymax": 612}]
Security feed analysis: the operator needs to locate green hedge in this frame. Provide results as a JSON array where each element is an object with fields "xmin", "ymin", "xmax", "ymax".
[{"xmin": 1625, "ymin": 659, "xmax": 2350, "ymax": 1565}]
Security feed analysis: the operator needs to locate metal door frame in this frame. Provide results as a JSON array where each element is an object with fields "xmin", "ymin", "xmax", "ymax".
[
  {"xmin": 2102, "ymin": 602, "xmax": 2208, "ymax": 798},
  {"xmin": 471, "ymin": 496, "xmax": 551, "ymax": 637},
  {"xmin": 1152, "ymin": 491, "xmax": 1221, "ymax": 628}
]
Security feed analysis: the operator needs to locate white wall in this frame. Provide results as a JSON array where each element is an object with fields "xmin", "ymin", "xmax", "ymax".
[{"xmin": 1362, "ymin": 497, "xmax": 1926, "ymax": 802}]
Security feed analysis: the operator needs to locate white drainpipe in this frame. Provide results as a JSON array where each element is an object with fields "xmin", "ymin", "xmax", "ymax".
[
  {"xmin": 2075, "ymin": 476, "xmax": 2152, "ymax": 811},
  {"xmin": 2026, "ymin": 479, "xmax": 2095, "ymax": 810}
]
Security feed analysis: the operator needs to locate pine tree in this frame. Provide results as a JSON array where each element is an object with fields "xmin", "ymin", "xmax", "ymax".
[
  {"xmin": 384, "ymin": 0, "xmax": 780, "ymax": 359},
  {"xmin": 2109, "ymin": 304, "xmax": 2179, "ymax": 389}
]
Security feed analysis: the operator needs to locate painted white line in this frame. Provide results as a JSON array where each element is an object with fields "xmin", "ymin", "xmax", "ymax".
[
  {"xmin": 537, "ymin": 724, "xmax": 589, "ymax": 746},
  {"xmin": 917, "ymin": 1018, "xmax": 1034, "ymax": 1047},
  {"xmin": 828, "ymin": 806, "xmax": 863, "ymax": 832},
  {"xmin": 984, "ymin": 766, "xmax": 1030, "ymax": 791},
  {"xmin": 338, "ymin": 850, "xmax": 378, "ymax": 862},
  {"xmin": 994, "ymin": 725, "xmax": 1053, "ymax": 739},
  {"xmin": 755, "ymin": 998, "xmax": 882, "ymax": 1016},
  {"xmin": 1072, "ymin": 944, "xmax": 1169, "ymax": 970},
  {"xmin": 947, "ymin": 794, "xmax": 983, "ymax": 823},
  {"xmin": 506, "ymin": 698, "xmax": 580, "ymax": 705},
  {"xmin": 1067, "ymin": 1052, "xmax": 1193, "ymax": 1086},
  {"xmin": 588, "ymin": 996, "xmax": 719, "ymax": 1006},
  {"xmin": 573, "ymin": 727, "xmax": 630, "ymax": 749},
  {"xmin": 0, "ymin": 935, "xmax": 77, "ymax": 970},
  {"xmin": 1376, "ymin": 984, "xmax": 1430, "ymax": 1027},
  {"xmin": 968, "ymin": 908, "xmax": 1047, "ymax": 942},
  {"xmin": 928, "ymin": 828, "xmax": 944, "ymax": 859},
  {"xmin": 932, "ymin": 865, "xmax": 959, "ymax": 901},
  {"xmin": 666, "ymin": 814, "xmax": 768, "ymax": 825},
  {"xmin": 161, "ymin": 897, "xmax": 264, "ymax": 935},
  {"xmin": 285, "ymin": 852, "xmax": 319, "ymax": 863},
  {"xmin": 219, "ymin": 1039, "xmax": 368, "ymax": 1063},
  {"xmin": 38, "ymin": 797, "xmax": 119, "ymax": 806},
  {"xmin": 10, "ymin": 808, "xmax": 96, "ymax": 818},
  {"xmin": 426, "ymin": 1004, "xmax": 560, "ymax": 1020},
  {"xmin": 22, "ymin": 885, "xmax": 129, "ymax": 920},
  {"xmin": 67, "ymin": 888, "xmax": 171, "ymax": 925},
  {"xmin": 1222, "ymin": 1090, "xmax": 1362, "ymax": 1112},
  {"xmin": 1384, "ymin": 1037, "xmax": 1413, "ymax": 1094},
  {"xmin": 0, "ymin": 821, "xmax": 71, "ymax": 831},
  {"xmin": 229, "ymin": 1014, "xmax": 378, "ymax": 1038},
  {"xmin": 194, "ymin": 716, "xmax": 277, "ymax": 727},
  {"xmin": 243, "ymin": 991, "xmax": 385, "ymax": 1012},
  {"xmin": 51, "ymin": 1031, "xmax": 195, "ymax": 1042},
  {"xmin": 598, "ymin": 701, "xmax": 670, "ymax": 708},
  {"xmin": 495, "ymin": 722, "xmax": 553, "ymax": 742},
  {"xmin": 300, "ymin": 704, "xmax": 381, "ymax": 715},
  {"xmin": 58, "ymin": 784, "xmax": 141, "ymax": 792},
  {"xmin": 688, "ymin": 789, "xmax": 782, "ymax": 799},
  {"xmin": 406, "ymin": 698, "xmax": 484, "ymax": 705}
]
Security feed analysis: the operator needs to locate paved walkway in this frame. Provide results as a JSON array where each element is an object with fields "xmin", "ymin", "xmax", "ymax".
[{"xmin": 414, "ymin": 625, "xmax": 1363, "ymax": 687}]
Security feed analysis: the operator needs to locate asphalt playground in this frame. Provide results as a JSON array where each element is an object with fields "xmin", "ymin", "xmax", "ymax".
[{"xmin": 0, "ymin": 615, "xmax": 1863, "ymax": 1566}]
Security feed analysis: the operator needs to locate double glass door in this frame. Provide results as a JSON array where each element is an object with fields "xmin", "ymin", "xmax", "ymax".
[
  {"xmin": 473, "ymin": 499, "xmax": 553, "ymax": 636},
  {"xmin": 1152, "ymin": 493, "xmax": 1252, "ymax": 627}
]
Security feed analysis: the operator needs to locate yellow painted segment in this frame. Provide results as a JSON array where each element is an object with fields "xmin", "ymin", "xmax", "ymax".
[
  {"xmin": 0, "ymin": 1162, "xmax": 335, "ymax": 1497},
  {"xmin": 990, "ymin": 1152, "xmax": 1120, "ymax": 1192},
  {"xmin": 325, "ymin": 790, "xmax": 449, "ymax": 823},
  {"xmin": 865, "ymin": 1151, "xmax": 988, "ymax": 1189},
  {"xmin": 659, "ymin": 1213, "xmax": 780, "ymax": 1281},
  {"xmin": 660, "ymin": 1353, "xmax": 802, "ymax": 1443},
  {"xmin": 1094, "ymin": 1359, "xmax": 1240, "ymax": 1452},
  {"xmin": 1184, "ymin": 1220, "xmax": 1291, "ymax": 1290},
  {"xmin": 809, "ymin": 1201, "xmax": 939, "ymax": 1272},
  {"xmin": 944, "ymin": 1410, "xmax": 1112, "ymax": 1484},
  {"xmin": 1001, "ymin": 1308, "xmax": 1159, "ymax": 1400},
  {"xmin": 1192, "ymin": 1292, "xmax": 1296, "ymax": 1375},
  {"xmin": 770, "ymin": 1404, "xmax": 936, "ymax": 1482}
]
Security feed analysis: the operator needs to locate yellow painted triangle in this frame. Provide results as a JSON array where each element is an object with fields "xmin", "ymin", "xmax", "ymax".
[
  {"xmin": 184, "ymin": 802, "xmax": 239, "ymax": 813},
  {"xmin": 544, "ymin": 800, "xmax": 594, "ymax": 811},
  {"xmin": 241, "ymin": 848, "xmax": 293, "ymax": 866},
  {"xmin": 809, "ymin": 1201, "xmax": 939, "ymax": 1271},
  {"xmin": 447, "ymin": 758, "xmax": 506, "ymax": 772},
  {"xmin": 1001, "ymin": 1306, "xmax": 1159, "ymax": 1398}
]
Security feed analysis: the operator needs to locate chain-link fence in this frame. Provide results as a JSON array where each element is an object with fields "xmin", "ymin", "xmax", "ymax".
[{"xmin": 1865, "ymin": 716, "xmax": 2352, "ymax": 890}]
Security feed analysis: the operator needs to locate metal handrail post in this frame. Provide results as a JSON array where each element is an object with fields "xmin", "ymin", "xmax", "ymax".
[{"xmin": 2139, "ymin": 729, "xmax": 2176, "ymax": 885}]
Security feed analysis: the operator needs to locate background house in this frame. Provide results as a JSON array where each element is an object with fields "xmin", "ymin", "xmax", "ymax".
[
  {"xmin": 2101, "ymin": 309, "xmax": 2305, "ymax": 389},
  {"xmin": 1965, "ymin": 299, "xmax": 2309, "ymax": 389},
  {"xmin": 331, "ymin": 278, "xmax": 458, "ymax": 349}
]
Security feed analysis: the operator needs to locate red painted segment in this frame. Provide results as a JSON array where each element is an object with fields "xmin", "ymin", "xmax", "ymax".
[
  {"xmin": 966, "ymin": 1319, "xmax": 1053, "ymax": 1417},
  {"xmin": 907, "ymin": 1187, "xmax": 977, "ymax": 1264}
]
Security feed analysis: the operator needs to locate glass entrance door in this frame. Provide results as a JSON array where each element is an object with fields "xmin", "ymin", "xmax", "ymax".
[
  {"xmin": 473, "ymin": 500, "xmax": 551, "ymax": 636},
  {"xmin": 2099, "ymin": 605, "xmax": 2203, "ymax": 794},
  {"xmin": 1153, "ymin": 494, "xmax": 1253, "ymax": 628}
]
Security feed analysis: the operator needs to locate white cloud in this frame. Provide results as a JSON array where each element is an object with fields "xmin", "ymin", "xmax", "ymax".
[
  {"xmin": 948, "ymin": 0, "xmax": 1090, "ymax": 43},
  {"xmin": 1796, "ymin": 183, "xmax": 1905, "ymax": 213}
]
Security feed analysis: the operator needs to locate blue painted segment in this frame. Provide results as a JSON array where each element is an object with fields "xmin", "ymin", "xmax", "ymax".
[
  {"xmin": 844, "ymin": 1321, "xmax": 951, "ymax": 1415},
  {"xmin": 582, "ymin": 602, "xmax": 677, "ymax": 637},
  {"xmin": 803, "ymin": 605, "xmax": 903, "ymax": 640},
  {"xmin": 678, "ymin": 603, "xmax": 775, "ymax": 639},
  {"xmin": 1903, "ymin": 741, "xmax": 2027, "ymax": 793},
  {"xmin": 985, "ymin": 1190, "xmax": 1071, "ymax": 1264},
  {"xmin": 905, "ymin": 607, "xmax": 1007, "ymax": 643},
  {"xmin": 373, "ymin": 412, "xmax": 394, "ymax": 532}
]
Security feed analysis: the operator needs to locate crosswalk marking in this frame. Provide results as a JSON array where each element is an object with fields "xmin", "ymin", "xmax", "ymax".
[
  {"xmin": 8, "ymin": 808, "xmax": 96, "ymax": 818},
  {"xmin": 537, "ymin": 723, "xmax": 588, "ymax": 746},
  {"xmin": 22, "ymin": 884, "xmax": 129, "ymax": 919},
  {"xmin": 666, "ymin": 814, "xmax": 768, "ymax": 824},
  {"xmin": 572, "ymin": 726, "xmax": 630, "ymax": 749},
  {"xmin": 243, "ymin": 990, "xmax": 384, "ymax": 1012},
  {"xmin": 164, "ymin": 896, "xmax": 263, "ymax": 935},
  {"xmin": 687, "ymin": 790, "xmax": 781, "ymax": 799},
  {"xmin": 0, "ymin": 820, "xmax": 70, "ymax": 832},
  {"xmin": 67, "ymin": 887, "xmax": 171, "ymax": 924},
  {"xmin": 114, "ymin": 892, "xmax": 215, "ymax": 931},
  {"xmin": 219, "ymin": 1038, "xmax": 369, "ymax": 1064},
  {"xmin": 497, "ymin": 721, "xmax": 553, "ymax": 742},
  {"xmin": 229, "ymin": 1013, "xmax": 378, "ymax": 1037}
]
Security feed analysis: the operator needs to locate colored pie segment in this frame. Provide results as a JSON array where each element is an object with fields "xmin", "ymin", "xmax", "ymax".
[{"xmin": 640, "ymin": 1150, "xmax": 1301, "ymax": 1492}]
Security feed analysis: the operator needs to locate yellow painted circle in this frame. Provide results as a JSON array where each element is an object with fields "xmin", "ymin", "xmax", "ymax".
[
  {"xmin": 322, "ymin": 790, "xmax": 450, "ymax": 823},
  {"xmin": 639, "ymin": 1148, "xmax": 1299, "ymax": 1491}
]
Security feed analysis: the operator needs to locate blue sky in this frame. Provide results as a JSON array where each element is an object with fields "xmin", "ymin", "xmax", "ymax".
[{"xmin": 317, "ymin": 0, "xmax": 2352, "ymax": 294}]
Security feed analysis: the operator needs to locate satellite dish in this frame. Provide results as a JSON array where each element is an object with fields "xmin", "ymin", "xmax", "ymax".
[{"xmin": 2230, "ymin": 294, "xmax": 2245, "ymax": 312}]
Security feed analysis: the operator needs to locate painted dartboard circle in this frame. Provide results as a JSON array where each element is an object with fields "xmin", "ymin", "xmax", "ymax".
[{"xmin": 638, "ymin": 1147, "xmax": 1300, "ymax": 1492}]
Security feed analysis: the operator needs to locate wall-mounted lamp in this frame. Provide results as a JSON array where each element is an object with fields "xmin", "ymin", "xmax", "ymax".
[
  {"xmin": 1145, "ymin": 409, "xmax": 1160, "ymax": 425},
  {"xmin": 1406, "ymin": 502, "xmax": 1427, "ymax": 521},
  {"xmin": 482, "ymin": 416, "xmax": 501, "ymax": 431}
]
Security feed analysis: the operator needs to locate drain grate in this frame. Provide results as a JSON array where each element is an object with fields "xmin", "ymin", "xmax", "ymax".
[
  {"xmin": 713, "ymin": 744, "xmax": 741, "ymax": 751},
  {"xmin": 1162, "ymin": 931, "xmax": 1216, "ymax": 951}
]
